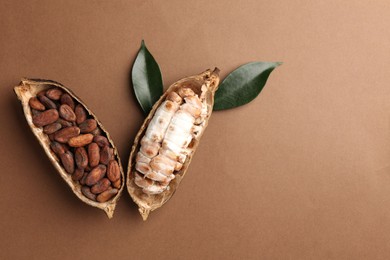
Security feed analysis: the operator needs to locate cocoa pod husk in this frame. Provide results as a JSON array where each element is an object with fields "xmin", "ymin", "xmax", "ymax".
[
  {"xmin": 14, "ymin": 79, "xmax": 124, "ymax": 218},
  {"xmin": 126, "ymin": 68, "xmax": 220, "ymax": 220}
]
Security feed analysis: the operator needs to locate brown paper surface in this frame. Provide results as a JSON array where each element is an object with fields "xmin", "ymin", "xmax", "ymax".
[{"xmin": 1, "ymin": 0, "xmax": 390, "ymax": 259}]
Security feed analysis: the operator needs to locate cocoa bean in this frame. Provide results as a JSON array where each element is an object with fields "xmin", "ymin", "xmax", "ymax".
[
  {"xmin": 72, "ymin": 168, "xmax": 84, "ymax": 181},
  {"xmin": 79, "ymin": 119, "xmax": 97, "ymax": 133},
  {"xmin": 75, "ymin": 104, "xmax": 87, "ymax": 124},
  {"xmin": 85, "ymin": 164, "xmax": 106, "ymax": 186},
  {"xmin": 91, "ymin": 178, "xmax": 111, "ymax": 194},
  {"xmin": 90, "ymin": 127, "xmax": 102, "ymax": 136},
  {"xmin": 56, "ymin": 118, "xmax": 73, "ymax": 127},
  {"xmin": 93, "ymin": 135, "xmax": 109, "ymax": 147},
  {"xmin": 75, "ymin": 147, "xmax": 88, "ymax": 169},
  {"xmin": 46, "ymin": 88, "xmax": 62, "ymax": 100},
  {"xmin": 29, "ymin": 97, "xmax": 45, "ymax": 111},
  {"xmin": 81, "ymin": 186, "xmax": 96, "ymax": 201},
  {"xmin": 107, "ymin": 160, "xmax": 120, "ymax": 182},
  {"xmin": 100, "ymin": 146, "xmax": 113, "ymax": 165},
  {"xmin": 48, "ymin": 134, "xmax": 55, "ymax": 141},
  {"xmin": 60, "ymin": 151, "xmax": 74, "ymax": 174},
  {"xmin": 43, "ymin": 122, "xmax": 62, "ymax": 134},
  {"xmin": 38, "ymin": 95, "xmax": 57, "ymax": 109},
  {"xmin": 50, "ymin": 141, "xmax": 67, "ymax": 155},
  {"xmin": 59, "ymin": 104, "xmax": 76, "ymax": 122},
  {"xmin": 60, "ymin": 93, "xmax": 75, "ymax": 110},
  {"xmin": 80, "ymin": 171, "xmax": 88, "ymax": 185},
  {"xmin": 54, "ymin": 126, "xmax": 80, "ymax": 143},
  {"xmin": 37, "ymin": 90, "xmax": 46, "ymax": 97},
  {"xmin": 68, "ymin": 134, "xmax": 94, "ymax": 147},
  {"xmin": 31, "ymin": 109, "xmax": 42, "ymax": 116},
  {"xmin": 96, "ymin": 188, "xmax": 118, "ymax": 202},
  {"xmin": 32, "ymin": 109, "xmax": 59, "ymax": 127},
  {"xmin": 88, "ymin": 142, "xmax": 100, "ymax": 168},
  {"xmin": 112, "ymin": 179, "xmax": 121, "ymax": 189}
]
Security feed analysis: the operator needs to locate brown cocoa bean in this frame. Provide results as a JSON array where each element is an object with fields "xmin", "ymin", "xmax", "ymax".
[
  {"xmin": 72, "ymin": 168, "xmax": 84, "ymax": 181},
  {"xmin": 46, "ymin": 88, "xmax": 63, "ymax": 100},
  {"xmin": 48, "ymin": 134, "xmax": 55, "ymax": 141},
  {"xmin": 68, "ymin": 134, "xmax": 94, "ymax": 147},
  {"xmin": 43, "ymin": 122, "xmax": 62, "ymax": 134},
  {"xmin": 91, "ymin": 178, "xmax": 111, "ymax": 194},
  {"xmin": 37, "ymin": 90, "xmax": 46, "ymax": 97},
  {"xmin": 100, "ymin": 146, "xmax": 113, "ymax": 165},
  {"xmin": 75, "ymin": 104, "xmax": 87, "ymax": 124},
  {"xmin": 54, "ymin": 126, "xmax": 80, "ymax": 143},
  {"xmin": 50, "ymin": 141, "xmax": 67, "ymax": 155},
  {"xmin": 60, "ymin": 151, "xmax": 74, "ymax": 174},
  {"xmin": 79, "ymin": 119, "xmax": 97, "ymax": 133},
  {"xmin": 32, "ymin": 109, "xmax": 59, "ymax": 127},
  {"xmin": 90, "ymin": 127, "xmax": 102, "ymax": 136},
  {"xmin": 29, "ymin": 97, "xmax": 45, "ymax": 111},
  {"xmin": 60, "ymin": 93, "xmax": 75, "ymax": 110},
  {"xmin": 81, "ymin": 186, "xmax": 97, "ymax": 201},
  {"xmin": 75, "ymin": 147, "xmax": 88, "ymax": 169},
  {"xmin": 93, "ymin": 135, "xmax": 109, "ymax": 147},
  {"xmin": 80, "ymin": 171, "xmax": 88, "ymax": 185},
  {"xmin": 85, "ymin": 164, "xmax": 106, "ymax": 186},
  {"xmin": 38, "ymin": 95, "xmax": 57, "ymax": 109},
  {"xmin": 59, "ymin": 104, "xmax": 76, "ymax": 122},
  {"xmin": 107, "ymin": 160, "xmax": 120, "ymax": 182},
  {"xmin": 96, "ymin": 188, "xmax": 118, "ymax": 202},
  {"xmin": 56, "ymin": 118, "xmax": 73, "ymax": 127},
  {"xmin": 88, "ymin": 142, "xmax": 100, "ymax": 168},
  {"xmin": 112, "ymin": 179, "xmax": 121, "ymax": 189},
  {"xmin": 31, "ymin": 109, "xmax": 42, "ymax": 116}
]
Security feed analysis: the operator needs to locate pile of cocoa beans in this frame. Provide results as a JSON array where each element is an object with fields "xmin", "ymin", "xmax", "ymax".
[{"xmin": 29, "ymin": 88, "xmax": 121, "ymax": 202}]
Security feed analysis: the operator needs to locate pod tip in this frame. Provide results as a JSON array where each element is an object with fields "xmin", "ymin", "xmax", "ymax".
[
  {"xmin": 104, "ymin": 204, "xmax": 115, "ymax": 219},
  {"xmin": 139, "ymin": 207, "xmax": 151, "ymax": 221}
]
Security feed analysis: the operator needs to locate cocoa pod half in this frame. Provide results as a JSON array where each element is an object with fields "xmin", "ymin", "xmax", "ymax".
[
  {"xmin": 127, "ymin": 68, "xmax": 220, "ymax": 220},
  {"xmin": 14, "ymin": 79, "xmax": 124, "ymax": 218}
]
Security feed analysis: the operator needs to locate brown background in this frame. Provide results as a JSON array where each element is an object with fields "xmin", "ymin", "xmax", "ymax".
[{"xmin": 1, "ymin": 0, "xmax": 390, "ymax": 259}]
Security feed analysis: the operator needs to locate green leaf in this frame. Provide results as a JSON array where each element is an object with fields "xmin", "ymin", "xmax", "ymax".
[
  {"xmin": 132, "ymin": 40, "xmax": 163, "ymax": 114},
  {"xmin": 213, "ymin": 61, "xmax": 282, "ymax": 111}
]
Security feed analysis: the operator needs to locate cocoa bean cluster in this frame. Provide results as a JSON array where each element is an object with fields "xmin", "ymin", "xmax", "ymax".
[{"xmin": 29, "ymin": 88, "xmax": 121, "ymax": 202}]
